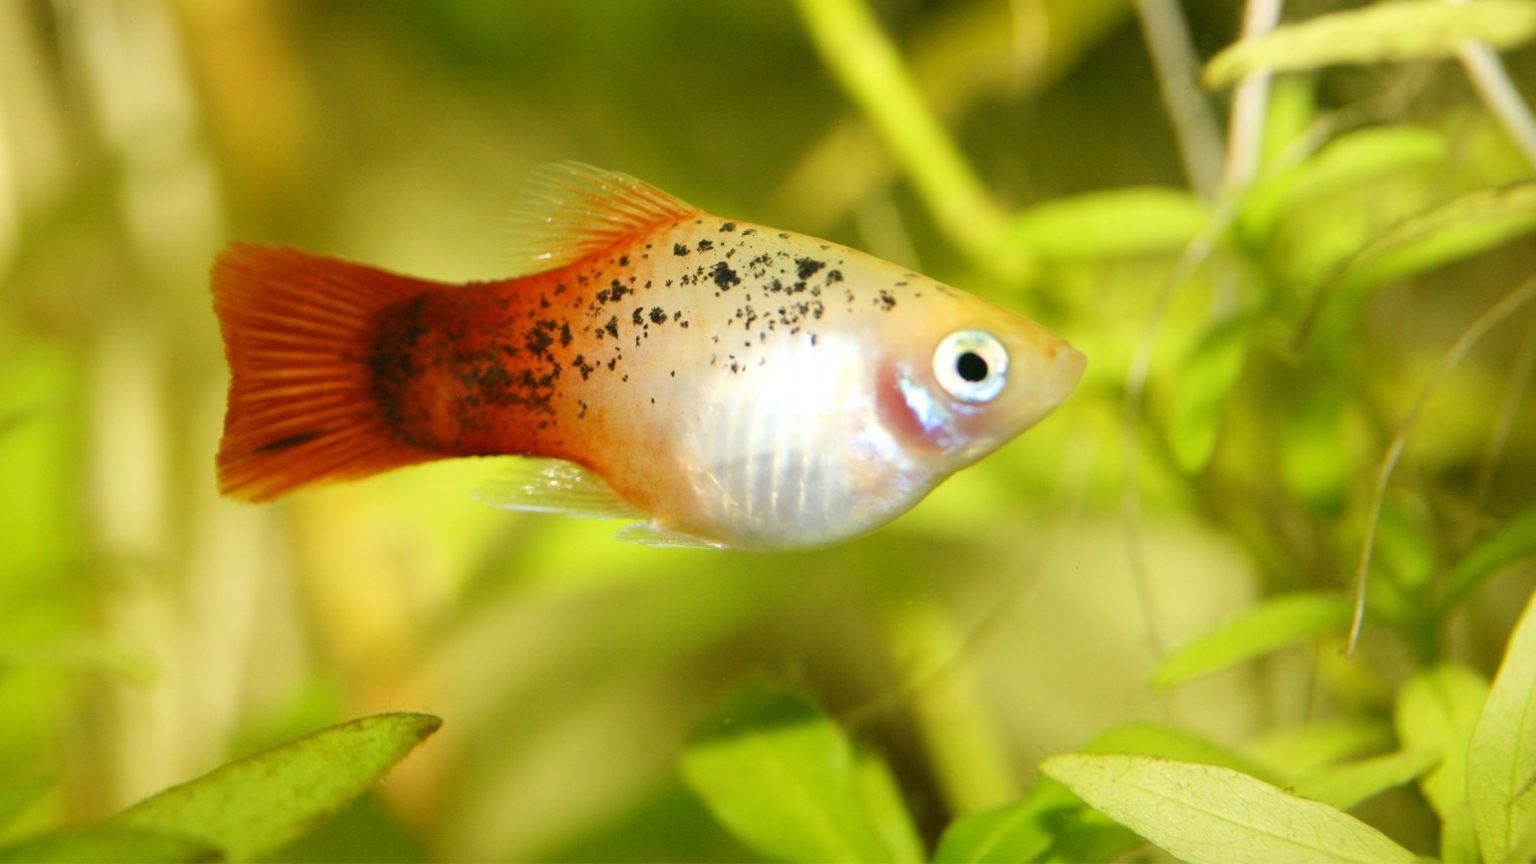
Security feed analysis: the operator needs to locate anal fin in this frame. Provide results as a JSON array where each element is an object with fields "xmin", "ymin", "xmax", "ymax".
[
  {"xmin": 476, "ymin": 458, "xmax": 643, "ymax": 521},
  {"xmin": 615, "ymin": 522, "xmax": 727, "ymax": 550},
  {"xmin": 478, "ymin": 458, "xmax": 728, "ymax": 549}
]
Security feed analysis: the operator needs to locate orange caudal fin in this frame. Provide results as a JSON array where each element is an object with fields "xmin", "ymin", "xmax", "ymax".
[{"xmin": 212, "ymin": 244, "xmax": 446, "ymax": 502}]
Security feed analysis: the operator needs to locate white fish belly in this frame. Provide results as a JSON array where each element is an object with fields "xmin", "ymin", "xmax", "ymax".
[{"xmin": 669, "ymin": 335, "xmax": 928, "ymax": 549}]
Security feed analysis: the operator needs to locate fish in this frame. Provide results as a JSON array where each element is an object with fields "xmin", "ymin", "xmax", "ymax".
[{"xmin": 212, "ymin": 163, "xmax": 1085, "ymax": 551}]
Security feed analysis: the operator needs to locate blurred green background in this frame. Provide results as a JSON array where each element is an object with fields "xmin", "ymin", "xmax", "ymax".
[{"xmin": 1, "ymin": 0, "xmax": 1534, "ymax": 860}]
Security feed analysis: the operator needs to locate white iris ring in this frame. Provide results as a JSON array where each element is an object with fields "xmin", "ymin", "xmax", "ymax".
[{"xmin": 933, "ymin": 329, "xmax": 1009, "ymax": 403}]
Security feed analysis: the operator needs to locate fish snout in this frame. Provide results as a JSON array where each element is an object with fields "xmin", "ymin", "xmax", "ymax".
[{"xmin": 995, "ymin": 325, "xmax": 1085, "ymax": 433}]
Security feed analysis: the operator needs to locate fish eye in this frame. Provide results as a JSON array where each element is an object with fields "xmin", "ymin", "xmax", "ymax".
[{"xmin": 933, "ymin": 329, "xmax": 1009, "ymax": 403}]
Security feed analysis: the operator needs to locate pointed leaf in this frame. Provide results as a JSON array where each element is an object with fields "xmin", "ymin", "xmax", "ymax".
[
  {"xmin": 1395, "ymin": 664, "xmax": 1489, "ymax": 863},
  {"xmin": 1239, "ymin": 125, "xmax": 1446, "ymax": 244},
  {"xmin": 1152, "ymin": 592, "xmax": 1352, "ymax": 688},
  {"xmin": 0, "ymin": 826, "xmax": 217, "ymax": 864},
  {"xmin": 1443, "ymin": 506, "xmax": 1536, "ymax": 611},
  {"xmin": 1247, "ymin": 720, "xmax": 1396, "ymax": 781},
  {"xmin": 1291, "ymin": 749, "xmax": 1437, "ymax": 811},
  {"xmin": 1041, "ymin": 754, "xmax": 1418, "ymax": 864},
  {"xmin": 1005, "ymin": 187, "xmax": 1207, "ymax": 261},
  {"xmin": 113, "ymin": 713, "xmax": 440, "ymax": 862},
  {"xmin": 934, "ymin": 798, "xmax": 1058, "ymax": 864},
  {"xmin": 1468, "ymin": 590, "xmax": 1536, "ymax": 863},
  {"xmin": 935, "ymin": 724, "xmax": 1271, "ymax": 863},
  {"xmin": 1206, "ymin": 0, "xmax": 1536, "ymax": 87},
  {"xmin": 680, "ymin": 684, "xmax": 920, "ymax": 863},
  {"xmin": 1338, "ymin": 182, "xmax": 1536, "ymax": 295},
  {"xmin": 855, "ymin": 751, "xmax": 925, "ymax": 864}
]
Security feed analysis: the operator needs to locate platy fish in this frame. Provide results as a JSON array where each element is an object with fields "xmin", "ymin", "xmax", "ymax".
[{"xmin": 214, "ymin": 164, "xmax": 1084, "ymax": 550}]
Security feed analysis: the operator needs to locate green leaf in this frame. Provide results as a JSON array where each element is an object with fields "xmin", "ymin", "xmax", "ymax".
[
  {"xmin": 854, "ymin": 750, "xmax": 925, "ymax": 864},
  {"xmin": 1005, "ymin": 187, "xmax": 1208, "ymax": 261},
  {"xmin": 1152, "ymin": 592, "xmax": 1353, "ymax": 689},
  {"xmin": 1442, "ymin": 506, "xmax": 1536, "ymax": 611},
  {"xmin": 1257, "ymin": 76, "xmax": 1317, "ymax": 172},
  {"xmin": 935, "ymin": 724, "xmax": 1271, "ymax": 863},
  {"xmin": 1337, "ymin": 181, "xmax": 1536, "ymax": 295},
  {"xmin": 934, "ymin": 797, "xmax": 1057, "ymax": 864},
  {"xmin": 112, "ymin": 713, "xmax": 440, "ymax": 862},
  {"xmin": 1239, "ymin": 125, "xmax": 1447, "ymax": 245},
  {"xmin": 0, "ymin": 826, "xmax": 218, "ymax": 864},
  {"xmin": 1468, "ymin": 590, "xmax": 1536, "ymax": 863},
  {"xmin": 1247, "ymin": 720, "xmax": 1397, "ymax": 781},
  {"xmin": 1166, "ymin": 314, "xmax": 1257, "ymax": 473},
  {"xmin": 1276, "ymin": 385, "xmax": 1354, "ymax": 515},
  {"xmin": 0, "ymin": 776, "xmax": 51, "ymax": 834},
  {"xmin": 680, "ymin": 684, "xmax": 921, "ymax": 863},
  {"xmin": 1205, "ymin": 0, "xmax": 1536, "ymax": 87},
  {"xmin": 1291, "ymin": 749, "xmax": 1437, "ymax": 811},
  {"xmin": 1394, "ymin": 664, "xmax": 1490, "ymax": 863},
  {"xmin": 1041, "ymin": 754, "xmax": 1419, "ymax": 864}
]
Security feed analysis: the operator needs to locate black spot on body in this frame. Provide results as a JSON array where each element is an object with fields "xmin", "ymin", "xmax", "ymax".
[
  {"xmin": 368, "ymin": 294, "xmax": 430, "ymax": 429},
  {"xmin": 604, "ymin": 316, "xmax": 619, "ymax": 339},
  {"xmin": 697, "ymin": 239, "xmax": 714, "ymax": 251},
  {"xmin": 649, "ymin": 307, "xmax": 667, "ymax": 324},
  {"xmin": 673, "ymin": 243, "xmax": 689, "ymax": 256},
  {"xmin": 721, "ymin": 222, "xmax": 736, "ymax": 232},
  {"xmin": 711, "ymin": 261, "xmax": 741, "ymax": 290},
  {"xmin": 796, "ymin": 257, "xmax": 825, "ymax": 279},
  {"xmin": 524, "ymin": 319, "xmax": 559, "ymax": 356}
]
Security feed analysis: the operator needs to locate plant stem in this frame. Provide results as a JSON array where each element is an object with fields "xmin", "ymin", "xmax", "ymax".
[
  {"xmin": 880, "ymin": 592, "xmax": 1017, "ymax": 814},
  {"xmin": 1223, "ymin": 0, "xmax": 1285, "ymax": 190},
  {"xmin": 1346, "ymin": 276, "xmax": 1536, "ymax": 654},
  {"xmin": 1454, "ymin": 36, "xmax": 1536, "ymax": 169},
  {"xmin": 795, "ymin": 0, "xmax": 1014, "ymax": 272},
  {"xmin": 1474, "ymin": 314, "xmax": 1536, "ymax": 511},
  {"xmin": 1132, "ymin": 0, "xmax": 1226, "ymax": 202}
]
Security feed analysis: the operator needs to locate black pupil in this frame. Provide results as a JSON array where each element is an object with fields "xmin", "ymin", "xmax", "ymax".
[{"xmin": 956, "ymin": 351, "xmax": 988, "ymax": 383}]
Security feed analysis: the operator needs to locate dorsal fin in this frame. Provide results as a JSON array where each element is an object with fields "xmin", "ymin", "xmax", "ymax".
[{"xmin": 506, "ymin": 162, "xmax": 700, "ymax": 276}]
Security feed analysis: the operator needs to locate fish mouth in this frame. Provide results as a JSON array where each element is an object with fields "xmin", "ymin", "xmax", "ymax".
[
  {"xmin": 1049, "ymin": 340, "xmax": 1088, "ymax": 399},
  {"xmin": 952, "ymin": 327, "xmax": 1083, "ymax": 458}
]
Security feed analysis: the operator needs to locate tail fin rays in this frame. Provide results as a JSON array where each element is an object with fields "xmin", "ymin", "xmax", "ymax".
[{"xmin": 212, "ymin": 244, "xmax": 446, "ymax": 501}]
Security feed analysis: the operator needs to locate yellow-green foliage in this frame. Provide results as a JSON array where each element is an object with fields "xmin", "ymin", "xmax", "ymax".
[{"xmin": 1, "ymin": 1, "xmax": 1534, "ymax": 861}]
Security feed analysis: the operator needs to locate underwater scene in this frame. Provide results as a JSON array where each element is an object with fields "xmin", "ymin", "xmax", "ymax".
[{"xmin": 1, "ymin": 1, "xmax": 1535, "ymax": 861}]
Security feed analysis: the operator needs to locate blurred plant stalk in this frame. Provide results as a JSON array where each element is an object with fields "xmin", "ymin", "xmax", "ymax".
[
  {"xmin": 882, "ymin": 592, "xmax": 1018, "ymax": 813},
  {"xmin": 796, "ymin": 0, "xmax": 1030, "ymax": 282}
]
